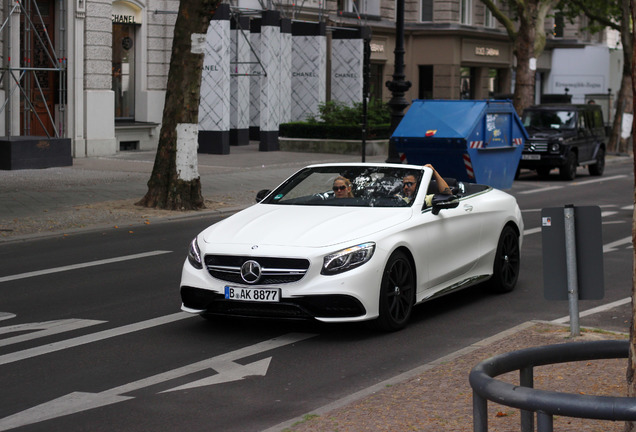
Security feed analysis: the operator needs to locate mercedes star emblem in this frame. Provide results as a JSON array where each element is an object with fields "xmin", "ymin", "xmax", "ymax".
[{"xmin": 240, "ymin": 260, "xmax": 262, "ymax": 284}]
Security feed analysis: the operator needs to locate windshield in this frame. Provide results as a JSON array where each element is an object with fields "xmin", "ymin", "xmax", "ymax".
[
  {"xmin": 522, "ymin": 110, "xmax": 577, "ymax": 130},
  {"xmin": 260, "ymin": 166, "xmax": 424, "ymax": 208}
]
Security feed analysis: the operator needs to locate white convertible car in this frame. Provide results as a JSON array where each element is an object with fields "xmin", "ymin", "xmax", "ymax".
[{"xmin": 180, "ymin": 163, "xmax": 523, "ymax": 331}]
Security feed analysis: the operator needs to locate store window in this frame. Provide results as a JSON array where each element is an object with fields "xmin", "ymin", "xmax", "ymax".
[
  {"xmin": 370, "ymin": 63, "xmax": 384, "ymax": 101},
  {"xmin": 112, "ymin": 23, "xmax": 136, "ymax": 120},
  {"xmin": 488, "ymin": 68, "xmax": 500, "ymax": 98},
  {"xmin": 418, "ymin": 65, "xmax": 433, "ymax": 99},
  {"xmin": 460, "ymin": 67, "xmax": 474, "ymax": 99}
]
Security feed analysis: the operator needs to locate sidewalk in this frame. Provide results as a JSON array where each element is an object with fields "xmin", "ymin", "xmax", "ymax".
[{"xmin": 0, "ymin": 143, "xmax": 384, "ymax": 240}]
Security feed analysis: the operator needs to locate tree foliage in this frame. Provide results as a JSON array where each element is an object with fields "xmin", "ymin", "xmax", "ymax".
[
  {"xmin": 480, "ymin": 0, "xmax": 559, "ymax": 114},
  {"xmin": 556, "ymin": 0, "xmax": 632, "ymax": 154}
]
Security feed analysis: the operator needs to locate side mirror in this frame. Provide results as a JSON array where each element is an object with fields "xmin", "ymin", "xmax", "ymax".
[
  {"xmin": 431, "ymin": 194, "xmax": 459, "ymax": 215},
  {"xmin": 256, "ymin": 189, "xmax": 272, "ymax": 203}
]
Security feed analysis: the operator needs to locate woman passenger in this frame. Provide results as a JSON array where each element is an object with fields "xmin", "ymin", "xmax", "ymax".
[{"xmin": 332, "ymin": 176, "xmax": 354, "ymax": 198}]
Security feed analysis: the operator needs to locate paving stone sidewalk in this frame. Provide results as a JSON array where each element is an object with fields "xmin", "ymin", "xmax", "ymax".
[{"xmin": 0, "ymin": 144, "xmax": 384, "ymax": 239}]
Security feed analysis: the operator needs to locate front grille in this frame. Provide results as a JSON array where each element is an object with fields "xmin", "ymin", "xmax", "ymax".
[
  {"xmin": 524, "ymin": 141, "xmax": 548, "ymax": 152},
  {"xmin": 204, "ymin": 255, "xmax": 310, "ymax": 285},
  {"xmin": 180, "ymin": 286, "xmax": 366, "ymax": 319}
]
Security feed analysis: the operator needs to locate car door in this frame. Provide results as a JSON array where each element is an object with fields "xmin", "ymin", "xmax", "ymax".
[
  {"xmin": 579, "ymin": 110, "xmax": 597, "ymax": 162},
  {"xmin": 417, "ymin": 194, "xmax": 486, "ymax": 293}
]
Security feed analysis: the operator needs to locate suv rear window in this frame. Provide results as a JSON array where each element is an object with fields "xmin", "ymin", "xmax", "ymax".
[{"xmin": 522, "ymin": 110, "xmax": 576, "ymax": 130}]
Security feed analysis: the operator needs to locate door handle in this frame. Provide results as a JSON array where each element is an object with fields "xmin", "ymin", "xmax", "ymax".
[{"xmin": 463, "ymin": 204, "xmax": 473, "ymax": 212}]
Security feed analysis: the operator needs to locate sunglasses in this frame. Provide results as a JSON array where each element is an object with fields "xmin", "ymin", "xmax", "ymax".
[
  {"xmin": 402, "ymin": 182, "xmax": 415, "ymax": 187},
  {"xmin": 333, "ymin": 185, "xmax": 348, "ymax": 191}
]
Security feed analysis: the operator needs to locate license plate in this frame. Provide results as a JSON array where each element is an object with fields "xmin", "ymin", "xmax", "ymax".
[
  {"xmin": 522, "ymin": 154, "xmax": 541, "ymax": 160},
  {"xmin": 224, "ymin": 286, "xmax": 280, "ymax": 302}
]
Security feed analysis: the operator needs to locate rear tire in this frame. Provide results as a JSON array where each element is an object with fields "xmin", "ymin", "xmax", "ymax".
[
  {"xmin": 588, "ymin": 147, "xmax": 605, "ymax": 176},
  {"xmin": 487, "ymin": 226, "xmax": 520, "ymax": 293},
  {"xmin": 374, "ymin": 250, "xmax": 415, "ymax": 331}
]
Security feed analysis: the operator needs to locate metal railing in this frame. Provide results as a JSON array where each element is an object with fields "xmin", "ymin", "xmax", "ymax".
[{"xmin": 469, "ymin": 340, "xmax": 636, "ymax": 432}]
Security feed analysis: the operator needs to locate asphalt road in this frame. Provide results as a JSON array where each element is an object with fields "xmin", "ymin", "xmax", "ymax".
[{"xmin": 0, "ymin": 160, "xmax": 633, "ymax": 432}]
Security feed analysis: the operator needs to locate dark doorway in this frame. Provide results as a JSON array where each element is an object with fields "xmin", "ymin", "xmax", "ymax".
[{"xmin": 20, "ymin": 0, "xmax": 57, "ymax": 137}]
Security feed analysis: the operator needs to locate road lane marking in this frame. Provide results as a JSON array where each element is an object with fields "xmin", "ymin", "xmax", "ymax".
[
  {"xmin": 523, "ymin": 227, "xmax": 541, "ymax": 236},
  {"xmin": 0, "ymin": 319, "xmax": 106, "ymax": 348},
  {"xmin": 552, "ymin": 297, "xmax": 631, "ymax": 324},
  {"xmin": 0, "ymin": 312, "xmax": 191, "ymax": 366},
  {"xmin": 603, "ymin": 236, "xmax": 633, "ymax": 253},
  {"xmin": 571, "ymin": 175, "xmax": 627, "ymax": 185},
  {"xmin": 0, "ymin": 333, "xmax": 317, "ymax": 431},
  {"xmin": 518, "ymin": 175, "xmax": 627, "ymax": 195},
  {"xmin": 519, "ymin": 186, "xmax": 563, "ymax": 195},
  {"xmin": 0, "ymin": 250, "xmax": 172, "ymax": 283}
]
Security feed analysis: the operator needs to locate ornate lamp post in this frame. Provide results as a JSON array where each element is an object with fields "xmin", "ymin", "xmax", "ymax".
[{"xmin": 385, "ymin": 0, "xmax": 411, "ymax": 163}]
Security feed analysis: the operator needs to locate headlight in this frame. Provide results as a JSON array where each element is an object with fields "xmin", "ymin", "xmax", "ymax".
[
  {"xmin": 549, "ymin": 143, "xmax": 560, "ymax": 153},
  {"xmin": 187, "ymin": 237, "xmax": 203, "ymax": 269},
  {"xmin": 321, "ymin": 242, "xmax": 375, "ymax": 275}
]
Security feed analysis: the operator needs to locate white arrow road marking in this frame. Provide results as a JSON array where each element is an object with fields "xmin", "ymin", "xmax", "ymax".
[
  {"xmin": 603, "ymin": 236, "xmax": 633, "ymax": 253},
  {"xmin": 0, "ymin": 319, "xmax": 106, "ymax": 348},
  {"xmin": 0, "ymin": 332, "xmax": 316, "ymax": 431},
  {"xmin": 161, "ymin": 357, "xmax": 273, "ymax": 392},
  {"xmin": 0, "ymin": 312, "xmax": 191, "ymax": 366},
  {"xmin": 0, "ymin": 250, "xmax": 172, "ymax": 283}
]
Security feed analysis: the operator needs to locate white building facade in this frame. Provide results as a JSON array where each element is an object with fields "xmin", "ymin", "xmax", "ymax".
[{"xmin": 0, "ymin": 0, "xmax": 622, "ymax": 159}]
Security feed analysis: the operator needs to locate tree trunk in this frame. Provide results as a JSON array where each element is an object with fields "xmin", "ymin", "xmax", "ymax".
[
  {"xmin": 512, "ymin": 1, "xmax": 538, "ymax": 116},
  {"xmin": 609, "ymin": 0, "xmax": 633, "ymax": 155},
  {"xmin": 625, "ymin": 2, "xmax": 636, "ymax": 430},
  {"xmin": 137, "ymin": 0, "xmax": 221, "ymax": 210}
]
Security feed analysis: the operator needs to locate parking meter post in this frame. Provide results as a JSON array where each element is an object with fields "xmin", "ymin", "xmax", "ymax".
[{"xmin": 564, "ymin": 205, "xmax": 580, "ymax": 337}]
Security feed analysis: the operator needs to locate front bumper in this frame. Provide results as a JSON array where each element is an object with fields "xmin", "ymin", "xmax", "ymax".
[
  {"xmin": 519, "ymin": 153, "xmax": 567, "ymax": 169},
  {"xmin": 181, "ymin": 286, "xmax": 366, "ymax": 320}
]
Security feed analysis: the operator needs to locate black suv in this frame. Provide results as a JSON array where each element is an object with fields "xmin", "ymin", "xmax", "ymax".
[{"xmin": 519, "ymin": 104, "xmax": 606, "ymax": 180}]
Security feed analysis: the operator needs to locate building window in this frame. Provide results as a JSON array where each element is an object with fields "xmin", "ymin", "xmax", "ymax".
[
  {"xmin": 553, "ymin": 13, "xmax": 564, "ymax": 38},
  {"xmin": 460, "ymin": 0, "xmax": 472, "ymax": 25},
  {"xmin": 112, "ymin": 23, "xmax": 136, "ymax": 120},
  {"xmin": 421, "ymin": 0, "xmax": 433, "ymax": 22},
  {"xmin": 339, "ymin": 0, "xmax": 380, "ymax": 16},
  {"xmin": 484, "ymin": 1, "xmax": 495, "ymax": 28},
  {"xmin": 419, "ymin": 65, "xmax": 433, "ymax": 99}
]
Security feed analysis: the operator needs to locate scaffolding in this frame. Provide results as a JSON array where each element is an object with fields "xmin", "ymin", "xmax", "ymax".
[{"xmin": 0, "ymin": 0, "xmax": 67, "ymax": 138}]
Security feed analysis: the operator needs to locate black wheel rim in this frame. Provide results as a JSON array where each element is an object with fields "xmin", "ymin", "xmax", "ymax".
[
  {"xmin": 499, "ymin": 231, "xmax": 520, "ymax": 287},
  {"xmin": 384, "ymin": 258, "xmax": 414, "ymax": 324}
]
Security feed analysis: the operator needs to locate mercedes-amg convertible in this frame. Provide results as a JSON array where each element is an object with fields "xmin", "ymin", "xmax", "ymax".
[{"xmin": 180, "ymin": 163, "xmax": 523, "ymax": 331}]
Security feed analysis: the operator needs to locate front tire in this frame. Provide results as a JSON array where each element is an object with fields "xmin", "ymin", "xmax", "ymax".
[
  {"xmin": 487, "ymin": 226, "xmax": 520, "ymax": 293},
  {"xmin": 374, "ymin": 250, "xmax": 415, "ymax": 331},
  {"xmin": 560, "ymin": 151, "xmax": 577, "ymax": 180}
]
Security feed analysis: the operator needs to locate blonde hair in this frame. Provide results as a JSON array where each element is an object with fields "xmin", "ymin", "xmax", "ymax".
[{"xmin": 333, "ymin": 176, "xmax": 354, "ymax": 197}]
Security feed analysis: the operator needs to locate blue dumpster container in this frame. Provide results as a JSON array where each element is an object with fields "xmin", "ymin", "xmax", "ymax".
[{"xmin": 391, "ymin": 100, "xmax": 527, "ymax": 190}]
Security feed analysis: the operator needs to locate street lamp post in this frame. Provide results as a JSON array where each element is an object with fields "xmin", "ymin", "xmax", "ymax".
[{"xmin": 385, "ymin": 0, "xmax": 411, "ymax": 163}]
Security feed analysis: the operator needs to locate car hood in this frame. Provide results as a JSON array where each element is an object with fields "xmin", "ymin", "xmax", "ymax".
[
  {"xmin": 526, "ymin": 128, "xmax": 576, "ymax": 140},
  {"xmin": 201, "ymin": 204, "xmax": 412, "ymax": 248}
]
